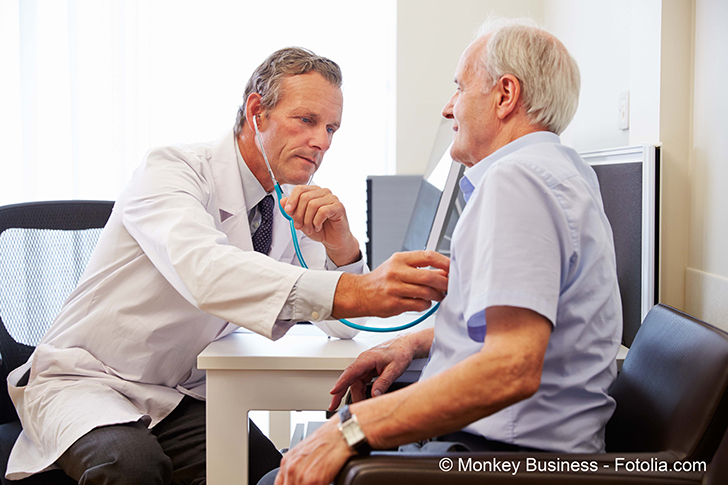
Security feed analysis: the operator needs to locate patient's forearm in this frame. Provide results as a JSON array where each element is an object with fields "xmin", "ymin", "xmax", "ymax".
[
  {"xmin": 407, "ymin": 327, "xmax": 435, "ymax": 360},
  {"xmin": 352, "ymin": 352, "xmax": 531, "ymax": 448},
  {"xmin": 352, "ymin": 309, "xmax": 551, "ymax": 449}
]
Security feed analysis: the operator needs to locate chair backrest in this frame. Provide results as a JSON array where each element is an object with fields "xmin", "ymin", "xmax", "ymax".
[
  {"xmin": 606, "ymin": 304, "xmax": 728, "ymax": 462},
  {"xmin": 0, "ymin": 201, "xmax": 113, "ymax": 407}
]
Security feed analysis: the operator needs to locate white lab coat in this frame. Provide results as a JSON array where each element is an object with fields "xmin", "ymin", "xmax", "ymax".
[{"xmin": 5, "ymin": 130, "xmax": 361, "ymax": 479}]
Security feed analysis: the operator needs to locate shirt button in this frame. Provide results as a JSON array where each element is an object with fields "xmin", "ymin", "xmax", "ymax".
[
  {"xmin": 311, "ymin": 311, "xmax": 320, "ymax": 320},
  {"xmin": 252, "ymin": 222, "xmax": 259, "ymax": 230}
]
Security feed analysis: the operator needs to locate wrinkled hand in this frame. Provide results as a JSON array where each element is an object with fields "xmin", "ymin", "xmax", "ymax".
[
  {"xmin": 332, "ymin": 250, "xmax": 450, "ymax": 319},
  {"xmin": 281, "ymin": 185, "xmax": 360, "ymax": 266},
  {"xmin": 275, "ymin": 419, "xmax": 354, "ymax": 485},
  {"xmin": 329, "ymin": 335, "xmax": 418, "ymax": 411}
]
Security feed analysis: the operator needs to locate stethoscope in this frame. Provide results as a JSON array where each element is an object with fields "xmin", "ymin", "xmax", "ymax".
[{"xmin": 252, "ymin": 115, "xmax": 439, "ymax": 332}]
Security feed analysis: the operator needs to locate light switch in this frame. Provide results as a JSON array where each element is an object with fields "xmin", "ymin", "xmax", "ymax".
[{"xmin": 619, "ymin": 90, "xmax": 630, "ymax": 130}]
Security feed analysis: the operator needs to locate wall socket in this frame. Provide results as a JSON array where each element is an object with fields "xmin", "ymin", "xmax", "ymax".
[{"xmin": 619, "ymin": 90, "xmax": 630, "ymax": 130}]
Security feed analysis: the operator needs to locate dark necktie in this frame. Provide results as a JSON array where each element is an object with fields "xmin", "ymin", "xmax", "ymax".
[{"xmin": 252, "ymin": 194, "xmax": 274, "ymax": 255}]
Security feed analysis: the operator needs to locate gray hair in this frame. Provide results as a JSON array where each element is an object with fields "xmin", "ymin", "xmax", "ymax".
[
  {"xmin": 234, "ymin": 47, "xmax": 343, "ymax": 135},
  {"xmin": 476, "ymin": 18, "xmax": 580, "ymax": 135}
]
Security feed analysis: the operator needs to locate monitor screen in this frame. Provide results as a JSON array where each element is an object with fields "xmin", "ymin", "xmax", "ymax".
[
  {"xmin": 401, "ymin": 142, "xmax": 466, "ymax": 256},
  {"xmin": 426, "ymin": 158, "xmax": 465, "ymax": 256},
  {"xmin": 401, "ymin": 179, "xmax": 441, "ymax": 253},
  {"xmin": 426, "ymin": 144, "xmax": 455, "ymax": 191}
]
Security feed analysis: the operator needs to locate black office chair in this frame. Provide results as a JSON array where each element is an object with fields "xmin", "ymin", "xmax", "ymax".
[
  {"xmin": 0, "ymin": 200, "xmax": 114, "ymax": 484},
  {"xmin": 335, "ymin": 304, "xmax": 728, "ymax": 484}
]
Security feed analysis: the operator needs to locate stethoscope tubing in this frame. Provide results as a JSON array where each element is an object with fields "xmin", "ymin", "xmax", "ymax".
[
  {"xmin": 274, "ymin": 184, "xmax": 440, "ymax": 332},
  {"xmin": 254, "ymin": 115, "xmax": 439, "ymax": 332}
]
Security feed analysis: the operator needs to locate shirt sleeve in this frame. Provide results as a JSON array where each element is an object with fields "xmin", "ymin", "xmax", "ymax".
[
  {"xmin": 274, "ymin": 252, "xmax": 368, "ymax": 339},
  {"xmin": 459, "ymin": 160, "xmax": 572, "ymax": 341}
]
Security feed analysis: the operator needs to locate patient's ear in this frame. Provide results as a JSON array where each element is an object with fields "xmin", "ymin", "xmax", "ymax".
[{"xmin": 494, "ymin": 74, "xmax": 521, "ymax": 120}]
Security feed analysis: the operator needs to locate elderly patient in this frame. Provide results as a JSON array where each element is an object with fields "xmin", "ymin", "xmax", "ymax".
[{"xmin": 264, "ymin": 18, "xmax": 622, "ymax": 485}]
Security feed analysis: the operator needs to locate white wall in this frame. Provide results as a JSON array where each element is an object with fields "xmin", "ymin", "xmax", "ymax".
[
  {"xmin": 627, "ymin": 0, "xmax": 662, "ymax": 148},
  {"xmin": 529, "ymin": 1, "xmax": 691, "ymax": 313},
  {"xmin": 542, "ymin": 0, "xmax": 631, "ymax": 152},
  {"xmin": 686, "ymin": 0, "xmax": 728, "ymax": 330},
  {"xmin": 395, "ymin": 0, "xmax": 656, "ymax": 171},
  {"xmin": 395, "ymin": 0, "xmax": 544, "ymax": 175}
]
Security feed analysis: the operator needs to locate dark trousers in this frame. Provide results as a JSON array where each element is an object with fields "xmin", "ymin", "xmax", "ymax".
[{"xmin": 54, "ymin": 396, "xmax": 282, "ymax": 485}]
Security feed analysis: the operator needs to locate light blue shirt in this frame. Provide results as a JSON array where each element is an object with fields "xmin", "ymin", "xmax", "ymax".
[{"xmin": 419, "ymin": 131, "xmax": 622, "ymax": 453}]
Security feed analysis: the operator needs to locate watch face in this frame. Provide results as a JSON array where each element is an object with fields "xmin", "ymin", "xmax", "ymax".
[{"xmin": 341, "ymin": 419, "xmax": 366, "ymax": 446}]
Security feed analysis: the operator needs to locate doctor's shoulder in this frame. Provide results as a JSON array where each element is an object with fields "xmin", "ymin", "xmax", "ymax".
[{"xmin": 141, "ymin": 141, "xmax": 215, "ymax": 176}]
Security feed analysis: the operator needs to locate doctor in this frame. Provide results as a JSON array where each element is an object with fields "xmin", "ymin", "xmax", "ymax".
[{"xmin": 5, "ymin": 47, "xmax": 449, "ymax": 484}]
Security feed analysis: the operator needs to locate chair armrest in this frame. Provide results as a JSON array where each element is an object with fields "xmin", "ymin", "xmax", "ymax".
[{"xmin": 335, "ymin": 451, "xmax": 705, "ymax": 485}]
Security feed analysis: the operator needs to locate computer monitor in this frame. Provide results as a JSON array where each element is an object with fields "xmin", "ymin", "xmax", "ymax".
[
  {"xmin": 425, "ymin": 157, "xmax": 465, "ymax": 256},
  {"xmin": 401, "ymin": 142, "xmax": 466, "ymax": 256},
  {"xmin": 400, "ymin": 179, "xmax": 440, "ymax": 253}
]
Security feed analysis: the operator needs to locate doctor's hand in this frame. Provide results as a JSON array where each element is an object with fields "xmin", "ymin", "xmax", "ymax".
[
  {"xmin": 332, "ymin": 250, "xmax": 449, "ymax": 319},
  {"xmin": 329, "ymin": 331, "xmax": 427, "ymax": 411},
  {"xmin": 274, "ymin": 418, "xmax": 354, "ymax": 485},
  {"xmin": 281, "ymin": 185, "xmax": 360, "ymax": 267}
]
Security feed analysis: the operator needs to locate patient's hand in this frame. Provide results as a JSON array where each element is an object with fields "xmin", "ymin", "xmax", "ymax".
[
  {"xmin": 329, "ymin": 328, "xmax": 434, "ymax": 410},
  {"xmin": 275, "ymin": 418, "xmax": 354, "ymax": 485}
]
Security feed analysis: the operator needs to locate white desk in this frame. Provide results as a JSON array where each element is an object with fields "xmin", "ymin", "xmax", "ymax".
[
  {"xmin": 198, "ymin": 314, "xmax": 433, "ymax": 485},
  {"xmin": 198, "ymin": 314, "xmax": 629, "ymax": 485}
]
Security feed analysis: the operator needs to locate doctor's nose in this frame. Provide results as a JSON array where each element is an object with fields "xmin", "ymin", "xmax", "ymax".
[{"xmin": 310, "ymin": 127, "xmax": 333, "ymax": 152}]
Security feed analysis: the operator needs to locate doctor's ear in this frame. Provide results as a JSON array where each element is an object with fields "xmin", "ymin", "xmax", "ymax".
[
  {"xmin": 245, "ymin": 93, "xmax": 264, "ymax": 131},
  {"xmin": 252, "ymin": 112, "xmax": 269, "ymax": 131}
]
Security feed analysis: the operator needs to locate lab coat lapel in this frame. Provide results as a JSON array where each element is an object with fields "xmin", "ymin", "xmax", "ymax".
[
  {"xmin": 221, "ymin": 211, "xmax": 253, "ymax": 251},
  {"xmin": 209, "ymin": 130, "xmax": 253, "ymax": 251}
]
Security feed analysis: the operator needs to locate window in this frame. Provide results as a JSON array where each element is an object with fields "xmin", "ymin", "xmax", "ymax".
[
  {"xmin": 0, "ymin": 0, "xmax": 396, "ymax": 248},
  {"xmin": 0, "ymin": 0, "xmax": 396, "ymax": 439}
]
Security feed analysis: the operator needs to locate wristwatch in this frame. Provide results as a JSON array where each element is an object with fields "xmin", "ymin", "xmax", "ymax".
[{"xmin": 337, "ymin": 405, "xmax": 372, "ymax": 454}]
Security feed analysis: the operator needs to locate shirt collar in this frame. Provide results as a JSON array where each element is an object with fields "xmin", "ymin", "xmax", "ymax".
[
  {"xmin": 234, "ymin": 136, "xmax": 270, "ymax": 211},
  {"xmin": 459, "ymin": 131, "xmax": 561, "ymax": 202}
]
